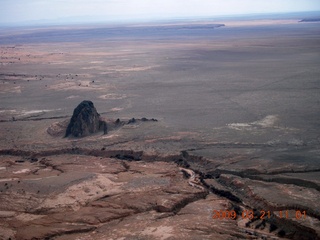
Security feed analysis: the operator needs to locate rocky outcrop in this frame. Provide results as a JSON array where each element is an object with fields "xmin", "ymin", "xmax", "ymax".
[
  {"xmin": 61, "ymin": 101, "xmax": 157, "ymax": 138},
  {"xmin": 0, "ymin": 153, "xmax": 210, "ymax": 240},
  {"xmin": 65, "ymin": 100, "xmax": 106, "ymax": 137},
  {"xmin": 47, "ymin": 119, "xmax": 69, "ymax": 137}
]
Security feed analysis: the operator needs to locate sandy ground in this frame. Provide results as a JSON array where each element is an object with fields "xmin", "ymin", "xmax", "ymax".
[{"xmin": 0, "ymin": 16, "xmax": 320, "ymax": 239}]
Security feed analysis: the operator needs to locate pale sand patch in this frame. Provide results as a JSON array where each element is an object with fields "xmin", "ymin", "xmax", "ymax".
[
  {"xmin": 66, "ymin": 95, "xmax": 80, "ymax": 99},
  {"xmin": 90, "ymin": 61, "xmax": 104, "ymax": 64},
  {"xmin": 21, "ymin": 110, "xmax": 45, "ymax": 115},
  {"xmin": 227, "ymin": 123, "xmax": 251, "ymax": 130},
  {"xmin": 100, "ymin": 134, "xmax": 120, "ymax": 139},
  {"xmin": 37, "ymin": 174, "xmax": 123, "ymax": 211},
  {"xmin": 13, "ymin": 169, "xmax": 31, "ymax": 174},
  {"xmin": 22, "ymin": 176, "xmax": 62, "ymax": 181},
  {"xmin": 0, "ymin": 110, "xmax": 16, "ymax": 113},
  {"xmin": 83, "ymin": 65, "xmax": 157, "ymax": 72},
  {"xmin": 105, "ymin": 65, "xmax": 157, "ymax": 72},
  {"xmin": 99, "ymin": 94, "xmax": 127, "ymax": 100},
  {"xmin": 15, "ymin": 213, "xmax": 46, "ymax": 222},
  {"xmin": 121, "ymin": 66, "xmax": 156, "ymax": 72},
  {"xmin": 110, "ymin": 107, "xmax": 124, "ymax": 112},
  {"xmin": 0, "ymin": 75, "xmax": 38, "ymax": 81},
  {"xmin": 81, "ymin": 66, "xmax": 98, "ymax": 70},
  {"xmin": 0, "ymin": 85, "xmax": 22, "ymax": 94},
  {"xmin": 252, "ymin": 115, "xmax": 278, "ymax": 128},
  {"xmin": 224, "ymin": 19, "xmax": 298, "ymax": 27},
  {"xmin": 49, "ymin": 80, "xmax": 107, "ymax": 91},
  {"xmin": 227, "ymin": 115, "xmax": 279, "ymax": 130},
  {"xmin": 20, "ymin": 109, "xmax": 60, "ymax": 115},
  {"xmin": 0, "ymin": 178, "xmax": 19, "ymax": 182}
]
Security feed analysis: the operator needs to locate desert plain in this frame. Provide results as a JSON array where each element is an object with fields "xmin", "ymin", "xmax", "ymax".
[{"xmin": 0, "ymin": 15, "xmax": 320, "ymax": 239}]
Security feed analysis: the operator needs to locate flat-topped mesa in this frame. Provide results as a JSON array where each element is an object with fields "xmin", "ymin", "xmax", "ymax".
[{"xmin": 65, "ymin": 100, "xmax": 107, "ymax": 138}]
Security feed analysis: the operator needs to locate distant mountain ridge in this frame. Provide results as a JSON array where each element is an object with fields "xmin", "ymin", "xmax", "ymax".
[
  {"xmin": 299, "ymin": 18, "xmax": 320, "ymax": 22},
  {"xmin": 1, "ymin": 11, "xmax": 320, "ymax": 27}
]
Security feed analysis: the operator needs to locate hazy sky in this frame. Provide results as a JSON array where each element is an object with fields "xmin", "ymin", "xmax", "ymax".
[{"xmin": 1, "ymin": 0, "xmax": 320, "ymax": 24}]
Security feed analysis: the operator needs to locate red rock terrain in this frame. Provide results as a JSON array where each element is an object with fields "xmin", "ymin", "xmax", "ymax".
[{"xmin": 0, "ymin": 142, "xmax": 319, "ymax": 239}]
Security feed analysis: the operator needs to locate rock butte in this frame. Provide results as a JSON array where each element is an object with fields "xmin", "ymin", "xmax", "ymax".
[{"xmin": 65, "ymin": 100, "xmax": 107, "ymax": 138}]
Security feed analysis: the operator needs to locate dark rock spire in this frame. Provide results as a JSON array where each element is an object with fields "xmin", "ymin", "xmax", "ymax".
[{"xmin": 65, "ymin": 100, "xmax": 103, "ymax": 137}]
